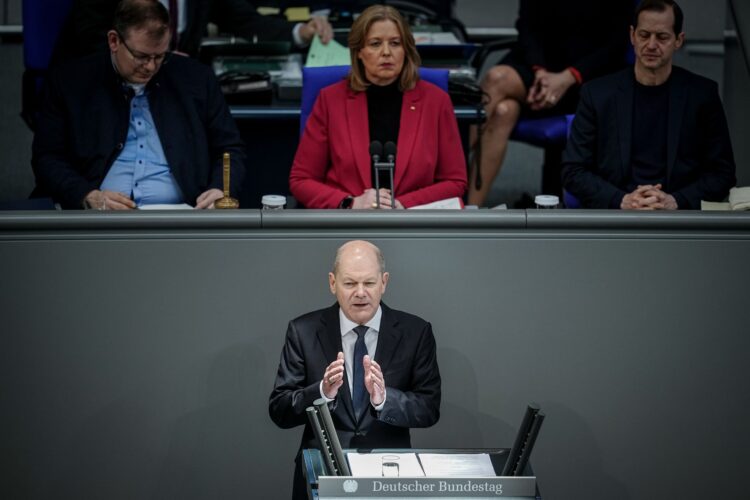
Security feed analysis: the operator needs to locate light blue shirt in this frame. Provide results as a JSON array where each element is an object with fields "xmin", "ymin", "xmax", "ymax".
[{"xmin": 100, "ymin": 88, "xmax": 184, "ymax": 206}]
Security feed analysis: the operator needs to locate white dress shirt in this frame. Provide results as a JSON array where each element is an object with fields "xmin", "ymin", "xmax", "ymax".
[{"xmin": 319, "ymin": 306, "xmax": 386, "ymax": 410}]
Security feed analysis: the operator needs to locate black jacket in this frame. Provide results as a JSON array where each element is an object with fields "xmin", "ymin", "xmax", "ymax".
[
  {"xmin": 562, "ymin": 66, "xmax": 736, "ymax": 209},
  {"xmin": 32, "ymin": 51, "xmax": 246, "ymax": 208},
  {"xmin": 269, "ymin": 302, "xmax": 441, "ymax": 451}
]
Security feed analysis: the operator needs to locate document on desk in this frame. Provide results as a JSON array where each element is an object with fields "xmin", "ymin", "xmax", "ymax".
[
  {"xmin": 138, "ymin": 204, "xmax": 194, "ymax": 210},
  {"xmin": 346, "ymin": 452, "xmax": 425, "ymax": 477},
  {"xmin": 305, "ymin": 35, "xmax": 350, "ymax": 67},
  {"xmin": 284, "ymin": 7, "xmax": 310, "ymax": 22},
  {"xmin": 413, "ymin": 31, "xmax": 461, "ymax": 45},
  {"xmin": 409, "ymin": 197, "xmax": 463, "ymax": 209},
  {"xmin": 418, "ymin": 453, "xmax": 496, "ymax": 477}
]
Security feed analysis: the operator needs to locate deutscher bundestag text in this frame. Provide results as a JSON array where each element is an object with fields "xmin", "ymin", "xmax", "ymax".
[{"xmin": 372, "ymin": 480, "xmax": 504, "ymax": 495}]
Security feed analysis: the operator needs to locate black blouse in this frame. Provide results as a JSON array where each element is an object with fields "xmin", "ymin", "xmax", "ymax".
[{"xmin": 366, "ymin": 80, "xmax": 402, "ymax": 190}]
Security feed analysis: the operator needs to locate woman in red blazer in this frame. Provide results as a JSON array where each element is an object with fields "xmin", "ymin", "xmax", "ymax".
[{"xmin": 289, "ymin": 5, "xmax": 467, "ymax": 209}]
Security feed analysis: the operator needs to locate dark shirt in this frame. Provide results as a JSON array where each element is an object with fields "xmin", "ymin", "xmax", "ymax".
[
  {"xmin": 366, "ymin": 80, "xmax": 402, "ymax": 190},
  {"xmin": 629, "ymin": 77, "xmax": 670, "ymax": 192}
]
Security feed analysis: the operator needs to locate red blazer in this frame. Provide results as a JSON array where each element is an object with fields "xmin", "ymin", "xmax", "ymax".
[{"xmin": 290, "ymin": 80, "xmax": 467, "ymax": 208}]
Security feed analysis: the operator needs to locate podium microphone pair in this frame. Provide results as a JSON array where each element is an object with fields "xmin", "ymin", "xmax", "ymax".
[{"xmin": 369, "ymin": 141, "xmax": 396, "ymax": 209}]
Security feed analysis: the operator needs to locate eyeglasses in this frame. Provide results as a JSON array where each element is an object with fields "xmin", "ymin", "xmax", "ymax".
[{"xmin": 116, "ymin": 31, "xmax": 171, "ymax": 67}]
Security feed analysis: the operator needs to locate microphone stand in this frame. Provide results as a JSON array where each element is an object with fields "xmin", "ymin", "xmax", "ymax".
[{"xmin": 374, "ymin": 141, "xmax": 396, "ymax": 208}]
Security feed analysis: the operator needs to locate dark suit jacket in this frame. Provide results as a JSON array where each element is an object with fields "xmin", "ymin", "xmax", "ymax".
[
  {"xmin": 31, "ymin": 51, "xmax": 246, "ymax": 208},
  {"xmin": 289, "ymin": 80, "xmax": 467, "ymax": 208},
  {"xmin": 52, "ymin": 0, "xmax": 294, "ymax": 62},
  {"xmin": 269, "ymin": 303, "xmax": 441, "ymax": 452},
  {"xmin": 561, "ymin": 67, "xmax": 736, "ymax": 209}
]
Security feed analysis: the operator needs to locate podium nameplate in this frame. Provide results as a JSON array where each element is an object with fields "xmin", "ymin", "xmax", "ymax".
[{"xmin": 317, "ymin": 476, "xmax": 536, "ymax": 498}]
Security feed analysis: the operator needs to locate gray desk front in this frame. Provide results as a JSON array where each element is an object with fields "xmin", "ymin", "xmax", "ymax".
[{"xmin": 1, "ymin": 210, "xmax": 749, "ymax": 499}]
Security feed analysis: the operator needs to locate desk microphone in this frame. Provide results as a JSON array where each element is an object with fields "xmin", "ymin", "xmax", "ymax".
[
  {"xmin": 369, "ymin": 141, "xmax": 383, "ymax": 164},
  {"xmin": 370, "ymin": 141, "xmax": 387, "ymax": 207},
  {"xmin": 384, "ymin": 141, "xmax": 396, "ymax": 164},
  {"xmin": 371, "ymin": 142, "xmax": 396, "ymax": 207},
  {"xmin": 382, "ymin": 142, "xmax": 397, "ymax": 200}
]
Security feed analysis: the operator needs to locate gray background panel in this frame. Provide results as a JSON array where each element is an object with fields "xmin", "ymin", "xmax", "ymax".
[{"xmin": 2, "ymin": 226, "xmax": 749, "ymax": 499}]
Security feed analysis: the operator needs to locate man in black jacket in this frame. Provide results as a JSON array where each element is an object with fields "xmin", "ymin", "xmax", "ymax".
[
  {"xmin": 561, "ymin": 0, "xmax": 735, "ymax": 209},
  {"xmin": 32, "ymin": 0, "xmax": 246, "ymax": 209},
  {"xmin": 269, "ymin": 240, "xmax": 441, "ymax": 500}
]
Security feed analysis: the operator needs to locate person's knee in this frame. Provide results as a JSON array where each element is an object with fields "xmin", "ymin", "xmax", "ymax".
[
  {"xmin": 489, "ymin": 99, "xmax": 521, "ymax": 128},
  {"xmin": 482, "ymin": 66, "xmax": 511, "ymax": 91}
]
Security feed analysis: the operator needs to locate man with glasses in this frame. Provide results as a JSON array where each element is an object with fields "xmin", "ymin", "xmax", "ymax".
[{"xmin": 32, "ymin": 0, "xmax": 246, "ymax": 209}]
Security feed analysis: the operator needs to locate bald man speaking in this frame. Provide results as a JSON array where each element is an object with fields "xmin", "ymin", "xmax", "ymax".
[{"xmin": 269, "ymin": 240, "xmax": 441, "ymax": 499}]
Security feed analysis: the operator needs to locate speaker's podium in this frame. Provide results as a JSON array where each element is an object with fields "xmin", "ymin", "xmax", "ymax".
[
  {"xmin": 304, "ymin": 401, "xmax": 545, "ymax": 499},
  {"xmin": 303, "ymin": 448, "xmax": 542, "ymax": 499}
]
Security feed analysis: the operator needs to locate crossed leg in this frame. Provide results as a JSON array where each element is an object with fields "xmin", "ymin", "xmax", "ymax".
[{"xmin": 467, "ymin": 65, "xmax": 527, "ymax": 206}]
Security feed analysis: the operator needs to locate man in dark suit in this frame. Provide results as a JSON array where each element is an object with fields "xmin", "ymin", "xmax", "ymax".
[
  {"xmin": 562, "ymin": 0, "xmax": 735, "ymax": 210},
  {"xmin": 32, "ymin": 0, "xmax": 245, "ymax": 209},
  {"xmin": 269, "ymin": 240, "xmax": 441, "ymax": 500}
]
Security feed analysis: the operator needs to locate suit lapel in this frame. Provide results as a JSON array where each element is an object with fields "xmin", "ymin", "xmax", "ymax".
[
  {"xmin": 316, "ymin": 304, "xmax": 342, "ymax": 361},
  {"xmin": 666, "ymin": 69, "xmax": 686, "ymax": 185},
  {"xmin": 615, "ymin": 73, "xmax": 634, "ymax": 180},
  {"xmin": 318, "ymin": 304, "xmax": 357, "ymax": 423},
  {"xmin": 373, "ymin": 303, "xmax": 404, "ymax": 377},
  {"xmin": 394, "ymin": 84, "xmax": 423, "ymax": 195},
  {"xmin": 346, "ymin": 89, "xmax": 372, "ymax": 188}
]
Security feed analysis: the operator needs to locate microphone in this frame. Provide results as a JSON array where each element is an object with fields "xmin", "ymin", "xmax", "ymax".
[
  {"xmin": 370, "ymin": 141, "xmax": 387, "ymax": 208},
  {"xmin": 384, "ymin": 141, "xmax": 396, "ymax": 164},
  {"xmin": 369, "ymin": 141, "xmax": 383, "ymax": 164},
  {"xmin": 385, "ymin": 141, "xmax": 396, "ymax": 200},
  {"xmin": 370, "ymin": 141, "xmax": 396, "ymax": 208}
]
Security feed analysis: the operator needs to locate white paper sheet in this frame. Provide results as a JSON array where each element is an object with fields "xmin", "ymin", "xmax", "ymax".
[
  {"xmin": 413, "ymin": 32, "xmax": 461, "ymax": 45},
  {"xmin": 346, "ymin": 452, "xmax": 425, "ymax": 477},
  {"xmin": 408, "ymin": 197, "xmax": 463, "ymax": 210},
  {"xmin": 418, "ymin": 453, "xmax": 496, "ymax": 477},
  {"xmin": 138, "ymin": 204, "xmax": 194, "ymax": 210}
]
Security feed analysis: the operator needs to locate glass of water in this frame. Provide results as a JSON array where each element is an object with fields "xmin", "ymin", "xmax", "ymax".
[{"xmin": 381, "ymin": 455, "xmax": 400, "ymax": 477}]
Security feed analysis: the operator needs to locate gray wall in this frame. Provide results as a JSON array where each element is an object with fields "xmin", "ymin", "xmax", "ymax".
[{"xmin": 2, "ymin": 211, "xmax": 749, "ymax": 499}]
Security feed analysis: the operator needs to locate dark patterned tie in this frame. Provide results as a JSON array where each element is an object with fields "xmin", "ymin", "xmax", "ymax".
[
  {"xmin": 168, "ymin": 0, "xmax": 179, "ymax": 51},
  {"xmin": 352, "ymin": 325, "xmax": 369, "ymax": 414}
]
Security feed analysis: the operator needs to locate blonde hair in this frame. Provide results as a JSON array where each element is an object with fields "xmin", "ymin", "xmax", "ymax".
[{"xmin": 347, "ymin": 5, "xmax": 421, "ymax": 92}]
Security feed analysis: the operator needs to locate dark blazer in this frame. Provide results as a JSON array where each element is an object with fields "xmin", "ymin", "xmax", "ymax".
[
  {"xmin": 269, "ymin": 302, "xmax": 441, "ymax": 499},
  {"xmin": 289, "ymin": 80, "xmax": 467, "ymax": 208},
  {"xmin": 31, "ymin": 51, "xmax": 246, "ymax": 208},
  {"xmin": 561, "ymin": 67, "xmax": 736, "ymax": 209},
  {"xmin": 269, "ymin": 303, "xmax": 441, "ymax": 448},
  {"xmin": 52, "ymin": 0, "xmax": 294, "ymax": 62}
]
